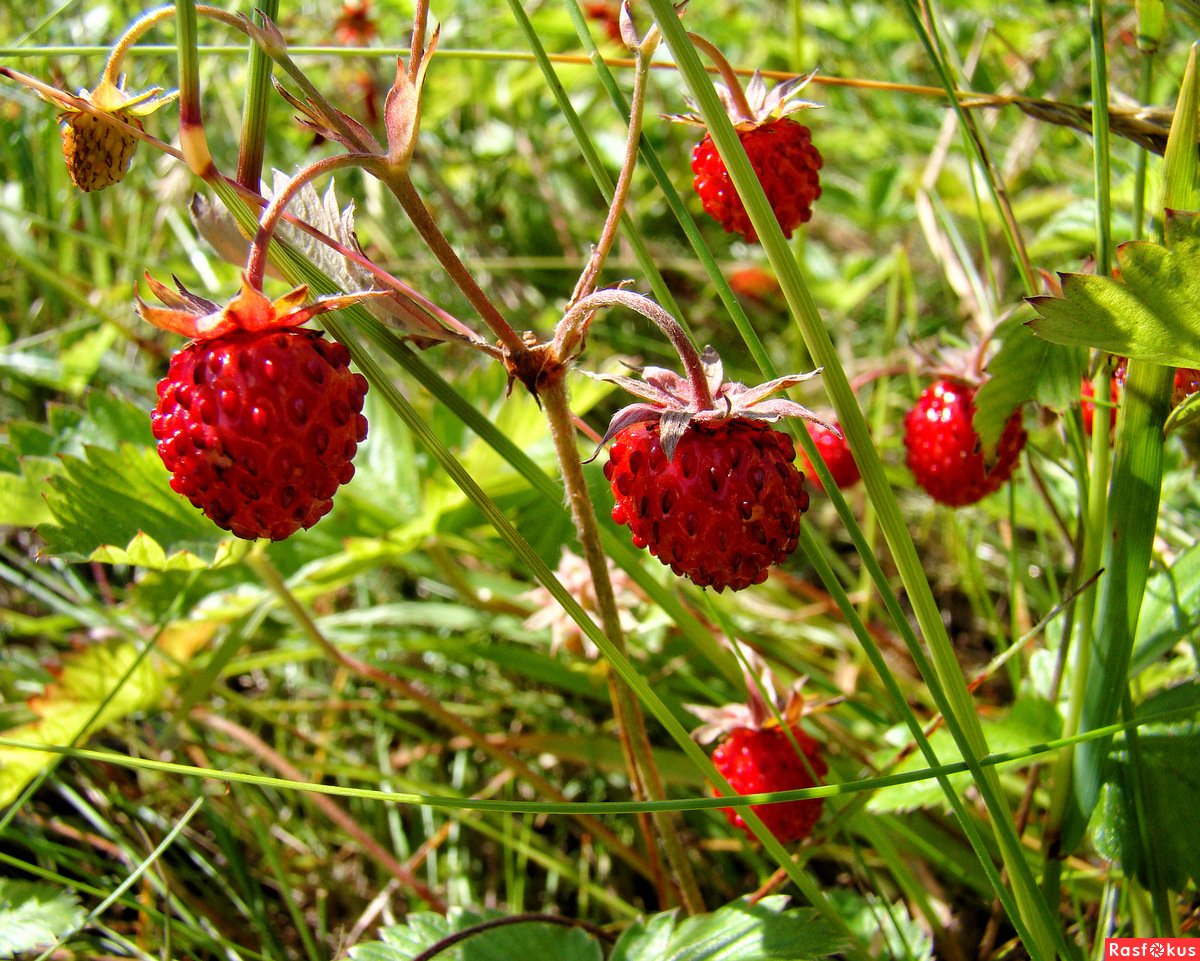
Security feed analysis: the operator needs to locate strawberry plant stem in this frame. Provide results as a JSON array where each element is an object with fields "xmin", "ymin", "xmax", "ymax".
[
  {"xmin": 539, "ymin": 375, "xmax": 705, "ymax": 914},
  {"xmin": 686, "ymin": 33, "xmax": 755, "ymax": 122},
  {"xmin": 245, "ymin": 152, "xmax": 380, "ymax": 289},
  {"xmin": 387, "ymin": 173, "xmax": 528, "ymax": 357},
  {"xmin": 555, "ymin": 289, "xmax": 715, "ymax": 409},
  {"xmin": 568, "ymin": 40, "xmax": 653, "ymax": 308}
]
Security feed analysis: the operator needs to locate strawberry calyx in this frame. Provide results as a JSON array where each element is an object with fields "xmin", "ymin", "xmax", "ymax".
[
  {"xmin": 136, "ymin": 273, "xmax": 385, "ymax": 342},
  {"xmin": 593, "ymin": 345, "xmax": 828, "ymax": 461},
  {"xmin": 668, "ymin": 67, "xmax": 821, "ymax": 132}
]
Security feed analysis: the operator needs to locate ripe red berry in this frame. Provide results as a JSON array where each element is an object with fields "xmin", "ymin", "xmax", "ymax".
[
  {"xmin": 152, "ymin": 328, "xmax": 368, "ymax": 540},
  {"xmin": 1173, "ymin": 367, "xmax": 1200, "ymax": 407},
  {"xmin": 603, "ymin": 419, "xmax": 809, "ymax": 592},
  {"xmin": 904, "ymin": 378, "xmax": 1026, "ymax": 507},
  {"xmin": 712, "ymin": 724, "xmax": 826, "ymax": 843},
  {"xmin": 1080, "ymin": 376, "xmax": 1121, "ymax": 436},
  {"xmin": 798, "ymin": 421, "xmax": 860, "ymax": 491},
  {"xmin": 691, "ymin": 117, "xmax": 822, "ymax": 243}
]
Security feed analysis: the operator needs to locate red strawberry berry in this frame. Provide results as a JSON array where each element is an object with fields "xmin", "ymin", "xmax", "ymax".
[
  {"xmin": 137, "ymin": 274, "xmax": 380, "ymax": 540},
  {"xmin": 798, "ymin": 421, "xmax": 860, "ymax": 491},
  {"xmin": 153, "ymin": 328, "xmax": 368, "ymax": 540},
  {"xmin": 712, "ymin": 724, "xmax": 826, "ymax": 843},
  {"xmin": 692, "ymin": 117, "xmax": 822, "ymax": 243},
  {"xmin": 904, "ymin": 378, "xmax": 1026, "ymax": 507},
  {"xmin": 1173, "ymin": 367, "xmax": 1200, "ymax": 407},
  {"xmin": 604, "ymin": 418, "xmax": 809, "ymax": 592}
]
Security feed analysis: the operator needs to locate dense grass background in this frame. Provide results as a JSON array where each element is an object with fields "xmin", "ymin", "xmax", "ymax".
[{"xmin": 1, "ymin": 0, "xmax": 1199, "ymax": 958}]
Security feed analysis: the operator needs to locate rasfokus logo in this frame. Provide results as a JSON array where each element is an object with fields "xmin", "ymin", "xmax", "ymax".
[{"xmin": 1106, "ymin": 939, "xmax": 1198, "ymax": 958}]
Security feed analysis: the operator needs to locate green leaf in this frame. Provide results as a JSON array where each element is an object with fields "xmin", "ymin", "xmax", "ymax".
[
  {"xmin": 350, "ymin": 909, "xmax": 603, "ymax": 961},
  {"xmin": 1131, "ymin": 541, "xmax": 1200, "ymax": 675},
  {"xmin": 0, "ymin": 879, "xmax": 85, "ymax": 958},
  {"xmin": 975, "ymin": 311, "xmax": 1084, "ymax": 451},
  {"xmin": 39, "ymin": 443, "xmax": 242, "ymax": 569},
  {"xmin": 1027, "ymin": 211, "xmax": 1200, "ymax": 368},
  {"xmin": 0, "ymin": 639, "xmax": 165, "ymax": 806},
  {"xmin": 645, "ymin": 896, "xmax": 843, "ymax": 961},
  {"xmin": 1095, "ymin": 682, "xmax": 1200, "ymax": 890},
  {"xmin": 828, "ymin": 889, "xmax": 933, "ymax": 961}
]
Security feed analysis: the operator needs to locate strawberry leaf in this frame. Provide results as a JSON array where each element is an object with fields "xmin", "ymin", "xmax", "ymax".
[
  {"xmin": 349, "ymin": 909, "xmax": 603, "ymax": 961},
  {"xmin": 39, "ymin": 443, "xmax": 243, "ymax": 570},
  {"xmin": 0, "ymin": 879, "xmax": 86, "ymax": 958},
  {"xmin": 610, "ymin": 896, "xmax": 844, "ymax": 961},
  {"xmin": 0, "ymin": 639, "xmax": 164, "ymax": 807},
  {"xmin": 1095, "ymin": 682, "xmax": 1200, "ymax": 890},
  {"xmin": 1026, "ymin": 209, "xmax": 1200, "ymax": 367},
  {"xmin": 974, "ymin": 311, "xmax": 1085, "ymax": 452}
]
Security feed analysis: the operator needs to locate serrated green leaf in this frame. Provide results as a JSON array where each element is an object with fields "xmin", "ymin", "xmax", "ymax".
[
  {"xmin": 352, "ymin": 909, "xmax": 602, "ymax": 961},
  {"xmin": 1027, "ymin": 211, "xmax": 1200, "ymax": 367},
  {"xmin": 0, "ymin": 879, "xmax": 85, "ymax": 958},
  {"xmin": 828, "ymin": 889, "xmax": 933, "ymax": 961},
  {"xmin": 1095, "ymin": 682, "xmax": 1200, "ymax": 889},
  {"xmin": 655, "ymin": 896, "xmax": 844, "ymax": 961},
  {"xmin": 975, "ymin": 312, "xmax": 1084, "ymax": 451},
  {"xmin": 39, "ymin": 443, "xmax": 239, "ymax": 569},
  {"xmin": 0, "ymin": 640, "xmax": 165, "ymax": 806},
  {"xmin": 0, "ymin": 457, "xmax": 61, "ymax": 527},
  {"xmin": 609, "ymin": 912, "xmax": 678, "ymax": 961},
  {"xmin": 1132, "ymin": 542, "xmax": 1200, "ymax": 674}
]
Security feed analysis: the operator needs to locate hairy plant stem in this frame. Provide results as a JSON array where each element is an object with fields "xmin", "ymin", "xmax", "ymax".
[
  {"xmin": 568, "ymin": 38, "xmax": 655, "ymax": 307},
  {"xmin": 101, "ymin": 4, "xmax": 243, "ymax": 86},
  {"xmin": 386, "ymin": 173, "xmax": 527, "ymax": 356},
  {"xmin": 242, "ymin": 546, "xmax": 656, "ymax": 884},
  {"xmin": 555, "ymin": 289, "xmax": 715, "ymax": 409},
  {"xmin": 539, "ymin": 376, "xmax": 705, "ymax": 914},
  {"xmin": 686, "ymin": 32, "xmax": 754, "ymax": 121},
  {"xmin": 245, "ymin": 152, "xmax": 381, "ymax": 288}
]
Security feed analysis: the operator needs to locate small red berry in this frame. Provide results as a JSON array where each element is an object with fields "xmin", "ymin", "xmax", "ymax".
[
  {"xmin": 604, "ymin": 419, "xmax": 809, "ymax": 592},
  {"xmin": 904, "ymin": 378, "xmax": 1026, "ymax": 507},
  {"xmin": 691, "ymin": 117, "xmax": 822, "ymax": 243},
  {"xmin": 798, "ymin": 421, "xmax": 860, "ymax": 491},
  {"xmin": 152, "ymin": 328, "xmax": 368, "ymax": 540},
  {"xmin": 712, "ymin": 724, "xmax": 826, "ymax": 843},
  {"xmin": 1173, "ymin": 367, "xmax": 1200, "ymax": 407}
]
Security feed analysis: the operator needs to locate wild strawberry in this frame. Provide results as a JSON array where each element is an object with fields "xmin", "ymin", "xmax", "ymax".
[
  {"xmin": 1173, "ymin": 367, "xmax": 1200, "ymax": 407},
  {"xmin": 712, "ymin": 724, "xmax": 826, "ymax": 843},
  {"xmin": 595, "ymin": 341, "xmax": 824, "ymax": 592},
  {"xmin": 138, "ymin": 275, "xmax": 378, "ymax": 540},
  {"xmin": 691, "ymin": 675, "xmax": 826, "ymax": 844},
  {"xmin": 56, "ymin": 76, "xmax": 175, "ymax": 191},
  {"xmin": 605, "ymin": 419, "xmax": 808, "ymax": 592},
  {"xmin": 334, "ymin": 0, "xmax": 378, "ymax": 46},
  {"xmin": 798, "ymin": 421, "xmax": 860, "ymax": 491},
  {"xmin": 904, "ymin": 378, "xmax": 1026, "ymax": 507},
  {"xmin": 676, "ymin": 70, "xmax": 821, "ymax": 243},
  {"xmin": 584, "ymin": 1, "xmax": 623, "ymax": 43},
  {"xmin": 1080, "ymin": 356, "xmax": 1127, "ymax": 437}
]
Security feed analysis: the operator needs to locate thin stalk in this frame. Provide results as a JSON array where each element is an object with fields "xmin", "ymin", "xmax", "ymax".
[
  {"xmin": 245, "ymin": 152, "xmax": 381, "ymax": 288},
  {"xmin": 554, "ymin": 289, "xmax": 715, "ymax": 408},
  {"xmin": 686, "ymin": 33, "xmax": 754, "ymax": 120},
  {"xmin": 385, "ymin": 173, "xmax": 526, "ymax": 356},
  {"xmin": 101, "ymin": 4, "xmax": 244, "ymax": 86},
  {"xmin": 540, "ymin": 377, "xmax": 704, "ymax": 914},
  {"xmin": 1090, "ymin": 0, "xmax": 1114, "ymax": 276},
  {"xmin": 568, "ymin": 37, "xmax": 655, "ymax": 307}
]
